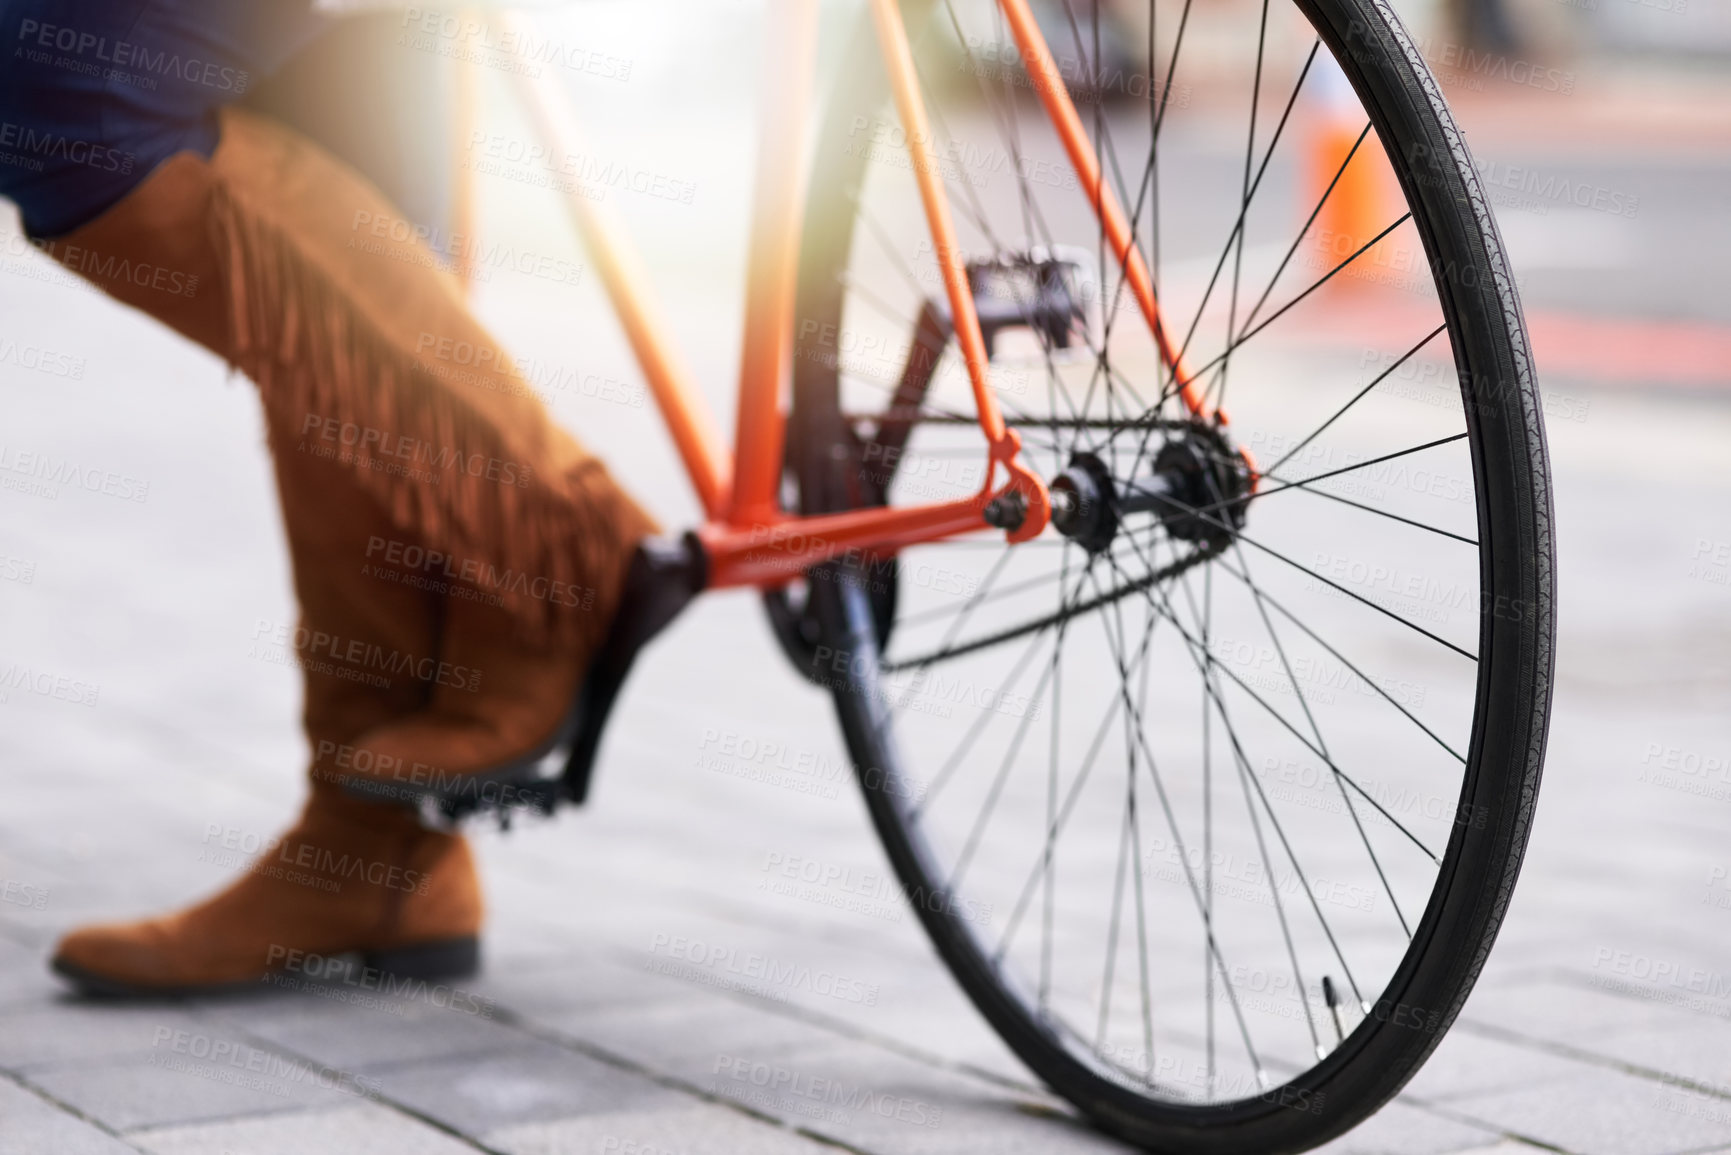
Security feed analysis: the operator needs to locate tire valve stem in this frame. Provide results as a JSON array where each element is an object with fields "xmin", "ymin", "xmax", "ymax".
[{"xmin": 1323, "ymin": 975, "xmax": 1346, "ymax": 1046}]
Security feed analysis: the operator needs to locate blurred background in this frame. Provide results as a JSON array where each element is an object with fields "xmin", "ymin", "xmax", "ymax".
[{"xmin": 0, "ymin": 2, "xmax": 1728, "ymax": 1153}]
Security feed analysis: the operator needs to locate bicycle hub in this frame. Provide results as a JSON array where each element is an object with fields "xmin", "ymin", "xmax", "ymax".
[{"xmin": 1048, "ymin": 427, "xmax": 1253, "ymax": 554}]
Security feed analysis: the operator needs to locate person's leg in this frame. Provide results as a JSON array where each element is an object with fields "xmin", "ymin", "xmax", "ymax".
[
  {"xmin": 43, "ymin": 105, "xmax": 655, "ymax": 992},
  {"xmin": 45, "ymin": 103, "xmax": 656, "ymax": 780}
]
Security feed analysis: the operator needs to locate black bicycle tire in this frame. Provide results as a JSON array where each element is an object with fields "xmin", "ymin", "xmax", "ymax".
[{"xmin": 790, "ymin": 2, "xmax": 1556, "ymax": 1150}]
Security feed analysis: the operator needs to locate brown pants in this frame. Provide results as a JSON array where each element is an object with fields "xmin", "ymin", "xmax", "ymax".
[{"xmin": 48, "ymin": 105, "xmax": 655, "ymax": 786}]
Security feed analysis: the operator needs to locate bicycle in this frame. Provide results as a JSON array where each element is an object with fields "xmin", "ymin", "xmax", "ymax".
[{"xmin": 454, "ymin": 1, "xmax": 1555, "ymax": 1150}]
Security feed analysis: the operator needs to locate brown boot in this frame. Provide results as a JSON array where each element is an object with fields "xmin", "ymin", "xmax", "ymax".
[
  {"xmin": 52, "ymin": 781, "xmax": 482, "ymax": 995},
  {"xmin": 53, "ymin": 412, "xmax": 484, "ymax": 996}
]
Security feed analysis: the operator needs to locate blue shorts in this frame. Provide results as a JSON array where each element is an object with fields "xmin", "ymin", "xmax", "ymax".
[{"xmin": 0, "ymin": 1, "xmax": 330, "ymax": 237}]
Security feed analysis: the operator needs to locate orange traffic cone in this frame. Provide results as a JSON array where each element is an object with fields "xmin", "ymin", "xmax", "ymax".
[{"xmin": 1304, "ymin": 57, "xmax": 1396, "ymax": 298}]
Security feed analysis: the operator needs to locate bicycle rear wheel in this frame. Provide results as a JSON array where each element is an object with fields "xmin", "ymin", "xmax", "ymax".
[{"xmin": 785, "ymin": 1, "xmax": 1553, "ymax": 1150}]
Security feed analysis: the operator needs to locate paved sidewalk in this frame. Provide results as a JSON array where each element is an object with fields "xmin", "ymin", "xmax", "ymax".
[{"xmin": 3, "ymin": 353, "xmax": 1731, "ymax": 1154}]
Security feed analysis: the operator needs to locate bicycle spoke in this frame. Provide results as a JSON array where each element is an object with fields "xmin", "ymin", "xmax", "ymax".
[
  {"xmin": 1231, "ymin": 541, "xmax": 1414, "ymax": 938},
  {"xmin": 1211, "ymin": 555, "xmax": 1466, "ymax": 764},
  {"xmin": 1262, "ymin": 323, "xmax": 1448, "ymax": 477},
  {"xmin": 1113, "ymin": 546, "xmax": 1444, "ymax": 864}
]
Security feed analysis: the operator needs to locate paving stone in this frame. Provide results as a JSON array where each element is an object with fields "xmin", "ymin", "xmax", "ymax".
[
  {"xmin": 193, "ymin": 980, "xmax": 529, "ymax": 1070},
  {"xmin": 23, "ymin": 1034, "xmax": 353, "ymax": 1132},
  {"xmin": 1443, "ymin": 1066, "xmax": 1731, "ymax": 1155},
  {"xmin": 363, "ymin": 1038, "xmax": 685, "ymax": 1136},
  {"xmin": 485, "ymin": 1102, "xmax": 841, "ymax": 1155},
  {"xmin": 127, "ymin": 1101, "xmax": 480, "ymax": 1155},
  {"xmin": 0, "ymin": 935, "xmax": 58, "ymax": 1012},
  {"xmin": 0, "ymin": 1000, "xmax": 213, "ymax": 1073},
  {"xmin": 1458, "ymin": 973, "xmax": 1726, "ymax": 1040},
  {"xmin": 690, "ymin": 1038, "xmax": 1084, "ymax": 1154},
  {"xmin": 1571, "ymin": 1017, "xmax": 1731, "ymax": 1093},
  {"xmin": 1309, "ymin": 1099, "xmax": 1504, "ymax": 1155},
  {"xmin": 544, "ymin": 995, "xmax": 846, "ymax": 1074},
  {"xmin": 0, "ymin": 1076, "xmax": 138, "ymax": 1155},
  {"xmin": 1402, "ymin": 1026, "xmax": 1587, "ymax": 1104},
  {"xmin": 468, "ymin": 948, "xmax": 720, "ymax": 1022}
]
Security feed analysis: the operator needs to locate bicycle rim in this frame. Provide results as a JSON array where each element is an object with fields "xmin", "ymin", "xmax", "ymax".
[{"xmin": 790, "ymin": 0, "xmax": 1555, "ymax": 1149}]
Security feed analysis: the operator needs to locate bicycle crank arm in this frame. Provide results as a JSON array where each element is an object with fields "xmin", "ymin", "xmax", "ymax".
[{"xmin": 558, "ymin": 534, "xmax": 707, "ymax": 806}]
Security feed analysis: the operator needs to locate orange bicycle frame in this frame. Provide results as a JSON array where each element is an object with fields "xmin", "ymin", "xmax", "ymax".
[{"xmin": 502, "ymin": 0, "xmax": 1200, "ymax": 591}]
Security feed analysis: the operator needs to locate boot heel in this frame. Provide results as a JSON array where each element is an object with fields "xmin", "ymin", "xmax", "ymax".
[{"xmin": 362, "ymin": 936, "xmax": 480, "ymax": 981}]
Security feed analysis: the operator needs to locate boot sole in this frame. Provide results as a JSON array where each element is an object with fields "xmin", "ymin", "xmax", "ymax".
[
  {"xmin": 51, "ymin": 935, "xmax": 480, "ymax": 998},
  {"xmin": 361, "ymin": 936, "xmax": 481, "ymax": 981}
]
